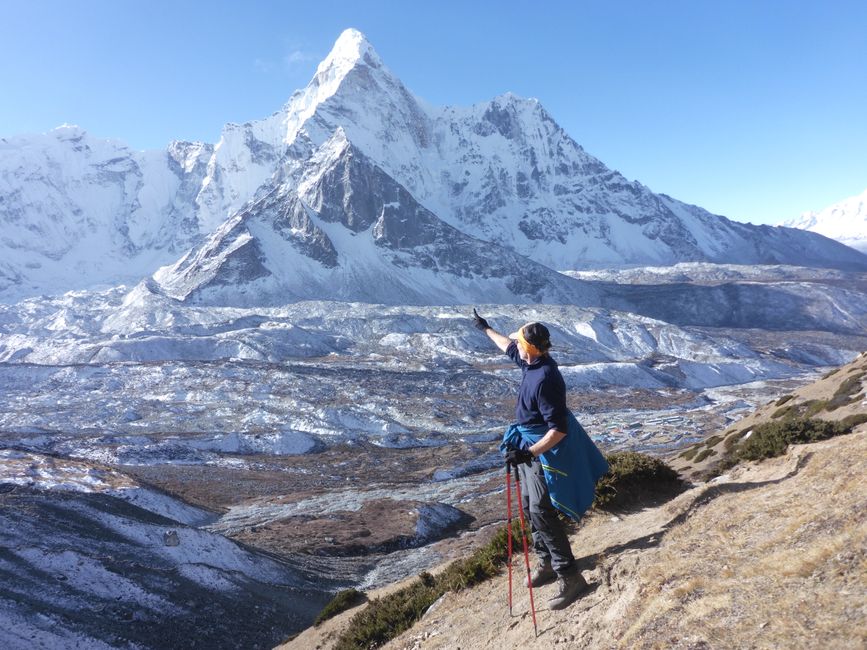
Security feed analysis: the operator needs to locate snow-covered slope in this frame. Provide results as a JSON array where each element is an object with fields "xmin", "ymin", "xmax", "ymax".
[
  {"xmin": 0, "ymin": 451, "xmax": 331, "ymax": 649},
  {"xmin": 2, "ymin": 29, "xmax": 866, "ymax": 302},
  {"xmin": 0, "ymin": 127, "xmax": 211, "ymax": 296},
  {"xmin": 781, "ymin": 188, "xmax": 867, "ymax": 252}
]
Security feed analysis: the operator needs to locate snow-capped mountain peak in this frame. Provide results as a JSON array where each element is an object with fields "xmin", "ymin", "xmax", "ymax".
[
  {"xmin": 278, "ymin": 28, "xmax": 427, "ymax": 155},
  {"xmin": 50, "ymin": 124, "xmax": 86, "ymax": 139},
  {"xmin": 781, "ymin": 188, "xmax": 867, "ymax": 252},
  {"xmin": 314, "ymin": 28, "xmax": 383, "ymax": 84}
]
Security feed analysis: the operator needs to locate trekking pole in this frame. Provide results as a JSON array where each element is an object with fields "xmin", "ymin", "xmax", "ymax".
[
  {"xmin": 513, "ymin": 467, "xmax": 539, "ymax": 637},
  {"xmin": 506, "ymin": 463, "xmax": 513, "ymax": 616}
]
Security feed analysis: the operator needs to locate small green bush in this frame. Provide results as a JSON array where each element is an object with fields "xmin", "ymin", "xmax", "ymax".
[
  {"xmin": 827, "ymin": 372, "xmax": 865, "ymax": 411},
  {"xmin": 775, "ymin": 394, "xmax": 795, "ymax": 406},
  {"xmin": 839, "ymin": 413, "xmax": 867, "ymax": 429},
  {"xmin": 736, "ymin": 418, "xmax": 847, "ymax": 462},
  {"xmin": 723, "ymin": 430, "xmax": 749, "ymax": 451},
  {"xmin": 771, "ymin": 405, "xmax": 793, "ymax": 419},
  {"xmin": 694, "ymin": 448, "xmax": 717, "ymax": 463},
  {"xmin": 703, "ymin": 435, "xmax": 723, "ymax": 448},
  {"xmin": 594, "ymin": 451, "xmax": 683, "ymax": 509},
  {"xmin": 314, "ymin": 588, "xmax": 366, "ymax": 626},
  {"xmin": 335, "ymin": 580, "xmax": 441, "ymax": 649},
  {"xmin": 773, "ymin": 399, "xmax": 828, "ymax": 419},
  {"xmin": 679, "ymin": 447, "xmax": 698, "ymax": 461},
  {"xmin": 822, "ymin": 368, "xmax": 840, "ymax": 379},
  {"xmin": 334, "ymin": 524, "xmax": 518, "ymax": 649},
  {"xmin": 803, "ymin": 400, "xmax": 830, "ymax": 417}
]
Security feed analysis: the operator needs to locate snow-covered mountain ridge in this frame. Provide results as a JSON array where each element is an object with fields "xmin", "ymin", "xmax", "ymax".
[
  {"xmin": 781, "ymin": 188, "xmax": 867, "ymax": 252},
  {"xmin": 2, "ymin": 29, "xmax": 865, "ymax": 303}
]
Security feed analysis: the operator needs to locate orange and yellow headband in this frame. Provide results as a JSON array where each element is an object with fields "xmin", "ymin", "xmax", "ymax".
[{"xmin": 516, "ymin": 326, "xmax": 544, "ymax": 357}]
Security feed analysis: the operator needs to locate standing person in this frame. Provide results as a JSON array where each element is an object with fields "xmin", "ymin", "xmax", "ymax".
[{"xmin": 472, "ymin": 309, "xmax": 609, "ymax": 610}]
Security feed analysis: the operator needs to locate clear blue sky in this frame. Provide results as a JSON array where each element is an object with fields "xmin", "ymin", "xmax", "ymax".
[{"xmin": 2, "ymin": 1, "xmax": 865, "ymax": 224}]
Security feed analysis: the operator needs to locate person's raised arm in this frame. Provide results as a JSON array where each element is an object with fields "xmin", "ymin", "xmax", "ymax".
[{"xmin": 472, "ymin": 308, "xmax": 512, "ymax": 352}]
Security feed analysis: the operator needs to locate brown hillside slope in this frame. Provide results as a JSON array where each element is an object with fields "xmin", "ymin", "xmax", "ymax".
[
  {"xmin": 285, "ymin": 427, "xmax": 867, "ymax": 649},
  {"xmin": 385, "ymin": 429, "xmax": 867, "ymax": 649},
  {"xmin": 670, "ymin": 350, "xmax": 867, "ymax": 480}
]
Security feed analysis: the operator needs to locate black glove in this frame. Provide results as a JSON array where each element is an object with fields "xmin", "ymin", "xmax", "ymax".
[
  {"xmin": 505, "ymin": 447, "xmax": 534, "ymax": 467},
  {"xmin": 472, "ymin": 308, "xmax": 490, "ymax": 331}
]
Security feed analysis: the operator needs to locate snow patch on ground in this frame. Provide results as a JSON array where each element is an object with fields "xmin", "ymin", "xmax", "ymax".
[{"xmin": 0, "ymin": 450, "xmax": 213, "ymax": 525}]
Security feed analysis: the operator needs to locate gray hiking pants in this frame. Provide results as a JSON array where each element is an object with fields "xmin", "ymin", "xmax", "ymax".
[{"xmin": 518, "ymin": 458, "xmax": 575, "ymax": 575}]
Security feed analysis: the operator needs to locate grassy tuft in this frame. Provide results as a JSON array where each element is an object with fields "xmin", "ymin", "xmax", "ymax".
[
  {"xmin": 771, "ymin": 405, "xmax": 793, "ymax": 419},
  {"xmin": 314, "ymin": 588, "xmax": 367, "ymax": 627},
  {"xmin": 723, "ymin": 430, "xmax": 749, "ymax": 451},
  {"xmin": 772, "ymin": 399, "xmax": 829, "ymax": 420}
]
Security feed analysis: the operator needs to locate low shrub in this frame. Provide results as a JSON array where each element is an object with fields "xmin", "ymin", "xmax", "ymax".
[
  {"xmin": 723, "ymin": 429, "xmax": 749, "ymax": 451},
  {"xmin": 703, "ymin": 435, "xmax": 723, "ymax": 448},
  {"xmin": 772, "ymin": 399, "xmax": 828, "ymax": 420},
  {"xmin": 775, "ymin": 394, "xmax": 795, "ymax": 406},
  {"xmin": 679, "ymin": 447, "xmax": 698, "ymax": 461},
  {"xmin": 335, "ymin": 580, "xmax": 441, "ymax": 649},
  {"xmin": 771, "ymin": 405, "xmax": 793, "ymax": 419},
  {"xmin": 594, "ymin": 451, "xmax": 683, "ymax": 509},
  {"xmin": 839, "ymin": 413, "xmax": 867, "ymax": 429},
  {"xmin": 694, "ymin": 448, "xmax": 717, "ymax": 463},
  {"xmin": 314, "ymin": 588, "xmax": 366, "ymax": 626},
  {"xmin": 735, "ymin": 418, "xmax": 849, "ymax": 462},
  {"xmin": 823, "ymin": 368, "xmax": 840, "ymax": 379},
  {"xmin": 827, "ymin": 372, "xmax": 865, "ymax": 411},
  {"xmin": 334, "ymin": 524, "xmax": 517, "ymax": 649}
]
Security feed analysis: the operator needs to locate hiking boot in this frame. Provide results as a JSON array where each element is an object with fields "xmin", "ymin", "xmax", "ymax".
[
  {"xmin": 548, "ymin": 570, "xmax": 588, "ymax": 610},
  {"xmin": 530, "ymin": 562, "xmax": 556, "ymax": 587}
]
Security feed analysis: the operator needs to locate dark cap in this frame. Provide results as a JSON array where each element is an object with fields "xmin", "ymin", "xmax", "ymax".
[
  {"xmin": 510, "ymin": 321, "xmax": 551, "ymax": 352},
  {"xmin": 523, "ymin": 322, "xmax": 551, "ymax": 350}
]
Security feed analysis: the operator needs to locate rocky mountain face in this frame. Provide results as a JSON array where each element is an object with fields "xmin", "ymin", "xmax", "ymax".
[
  {"xmin": 151, "ymin": 130, "xmax": 591, "ymax": 306},
  {"xmin": 1, "ymin": 29, "xmax": 865, "ymax": 304},
  {"xmin": 782, "ymin": 188, "xmax": 867, "ymax": 252}
]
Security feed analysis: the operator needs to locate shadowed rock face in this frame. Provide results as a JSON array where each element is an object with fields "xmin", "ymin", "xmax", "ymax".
[{"xmin": 263, "ymin": 194, "xmax": 339, "ymax": 268}]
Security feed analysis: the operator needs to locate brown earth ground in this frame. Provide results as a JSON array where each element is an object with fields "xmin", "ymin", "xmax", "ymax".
[{"xmin": 280, "ymin": 355, "xmax": 867, "ymax": 650}]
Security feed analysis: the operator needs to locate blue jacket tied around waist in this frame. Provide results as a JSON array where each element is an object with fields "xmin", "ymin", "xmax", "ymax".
[{"xmin": 501, "ymin": 412, "xmax": 609, "ymax": 520}]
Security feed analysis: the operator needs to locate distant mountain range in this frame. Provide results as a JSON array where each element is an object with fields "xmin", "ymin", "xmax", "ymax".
[
  {"xmin": 1, "ymin": 28, "xmax": 865, "ymax": 305},
  {"xmin": 781, "ymin": 188, "xmax": 867, "ymax": 252}
]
